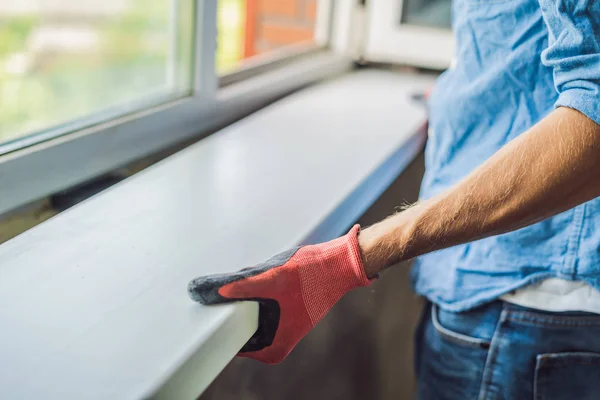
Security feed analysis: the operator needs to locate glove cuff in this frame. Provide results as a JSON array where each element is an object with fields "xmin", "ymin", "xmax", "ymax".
[{"xmin": 344, "ymin": 224, "xmax": 376, "ymax": 287}]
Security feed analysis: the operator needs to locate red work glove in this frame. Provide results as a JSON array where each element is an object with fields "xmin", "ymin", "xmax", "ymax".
[{"xmin": 187, "ymin": 225, "xmax": 374, "ymax": 364}]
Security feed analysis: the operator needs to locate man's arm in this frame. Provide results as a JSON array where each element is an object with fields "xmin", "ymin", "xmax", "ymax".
[
  {"xmin": 358, "ymin": 0, "xmax": 597, "ymax": 276},
  {"xmin": 359, "ymin": 107, "xmax": 600, "ymax": 276}
]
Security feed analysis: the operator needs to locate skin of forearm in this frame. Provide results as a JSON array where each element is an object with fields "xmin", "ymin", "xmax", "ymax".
[{"xmin": 359, "ymin": 107, "xmax": 600, "ymax": 277}]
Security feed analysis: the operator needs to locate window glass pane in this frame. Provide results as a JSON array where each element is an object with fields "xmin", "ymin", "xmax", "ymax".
[
  {"xmin": 217, "ymin": 0, "xmax": 318, "ymax": 74},
  {"xmin": 0, "ymin": 0, "xmax": 194, "ymax": 147},
  {"xmin": 401, "ymin": 0, "xmax": 451, "ymax": 29}
]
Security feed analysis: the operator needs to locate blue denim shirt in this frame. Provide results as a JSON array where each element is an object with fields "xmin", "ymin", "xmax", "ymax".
[{"xmin": 412, "ymin": 0, "xmax": 600, "ymax": 311}]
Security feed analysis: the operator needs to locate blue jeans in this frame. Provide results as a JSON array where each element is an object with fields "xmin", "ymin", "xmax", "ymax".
[{"xmin": 414, "ymin": 301, "xmax": 600, "ymax": 399}]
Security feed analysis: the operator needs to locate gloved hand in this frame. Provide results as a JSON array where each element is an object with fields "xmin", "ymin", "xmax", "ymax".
[{"xmin": 187, "ymin": 225, "xmax": 374, "ymax": 364}]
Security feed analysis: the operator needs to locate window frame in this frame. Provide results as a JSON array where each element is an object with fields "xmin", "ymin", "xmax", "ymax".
[
  {"xmin": 363, "ymin": 0, "xmax": 454, "ymax": 69},
  {"xmin": 0, "ymin": 0, "xmax": 351, "ymax": 217}
]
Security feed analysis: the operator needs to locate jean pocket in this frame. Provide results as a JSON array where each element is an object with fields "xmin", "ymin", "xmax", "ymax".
[
  {"xmin": 418, "ymin": 305, "xmax": 490, "ymax": 400},
  {"xmin": 534, "ymin": 352, "xmax": 600, "ymax": 400},
  {"xmin": 431, "ymin": 305, "xmax": 491, "ymax": 349}
]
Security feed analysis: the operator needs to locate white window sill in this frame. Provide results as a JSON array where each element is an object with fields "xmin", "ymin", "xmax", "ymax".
[
  {"xmin": 0, "ymin": 69, "xmax": 434, "ymax": 399},
  {"xmin": 0, "ymin": 51, "xmax": 352, "ymax": 217}
]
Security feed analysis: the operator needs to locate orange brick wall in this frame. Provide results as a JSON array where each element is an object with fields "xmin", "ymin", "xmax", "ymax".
[{"xmin": 244, "ymin": 0, "xmax": 317, "ymax": 58}]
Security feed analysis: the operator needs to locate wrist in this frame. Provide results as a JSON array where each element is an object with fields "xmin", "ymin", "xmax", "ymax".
[
  {"xmin": 357, "ymin": 205, "xmax": 424, "ymax": 277},
  {"xmin": 357, "ymin": 227, "xmax": 383, "ymax": 278}
]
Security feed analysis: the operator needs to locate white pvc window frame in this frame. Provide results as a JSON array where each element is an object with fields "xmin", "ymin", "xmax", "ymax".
[
  {"xmin": 364, "ymin": 0, "xmax": 454, "ymax": 70},
  {"xmin": 0, "ymin": 0, "xmax": 352, "ymax": 216}
]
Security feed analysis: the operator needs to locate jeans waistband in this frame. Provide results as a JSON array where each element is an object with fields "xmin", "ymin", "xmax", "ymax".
[{"xmin": 435, "ymin": 300, "xmax": 600, "ymax": 344}]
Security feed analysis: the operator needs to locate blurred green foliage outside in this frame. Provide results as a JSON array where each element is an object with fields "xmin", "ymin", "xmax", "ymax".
[{"xmin": 0, "ymin": 0, "xmax": 244, "ymax": 145}]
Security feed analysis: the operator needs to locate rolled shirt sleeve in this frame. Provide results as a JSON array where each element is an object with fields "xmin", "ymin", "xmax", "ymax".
[{"xmin": 539, "ymin": 0, "xmax": 600, "ymax": 125}]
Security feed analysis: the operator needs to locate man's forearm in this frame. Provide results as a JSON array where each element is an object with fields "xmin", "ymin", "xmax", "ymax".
[{"xmin": 359, "ymin": 107, "xmax": 600, "ymax": 277}]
